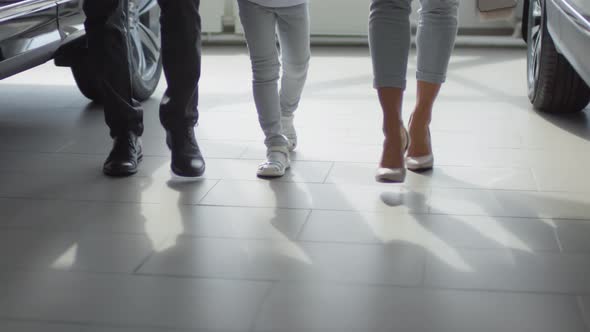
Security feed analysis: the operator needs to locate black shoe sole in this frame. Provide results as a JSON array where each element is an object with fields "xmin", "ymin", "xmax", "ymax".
[
  {"xmin": 103, "ymin": 156, "xmax": 143, "ymax": 177},
  {"xmin": 170, "ymin": 164, "xmax": 206, "ymax": 178}
]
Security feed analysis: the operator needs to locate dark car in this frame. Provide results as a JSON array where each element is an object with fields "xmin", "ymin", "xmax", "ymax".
[
  {"xmin": 0, "ymin": 0, "xmax": 162, "ymax": 102},
  {"xmin": 523, "ymin": 0, "xmax": 590, "ymax": 113}
]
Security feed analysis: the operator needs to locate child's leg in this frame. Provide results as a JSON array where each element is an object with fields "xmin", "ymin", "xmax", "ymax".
[
  {"xmin": 275, "ymin": 3, "xmax": 311, "ymax": 118},
  {"xmin": 238, "ymin": 0, "xmax": 288, "ymax": 149}
]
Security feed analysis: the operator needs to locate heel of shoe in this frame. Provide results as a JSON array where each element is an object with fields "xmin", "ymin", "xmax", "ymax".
[
  {"xmin": 406, "ymin": 121, "xmax": 433, "ymax": 172},
  {"xmin": 375, "ymin": 167, "xmax": 406, "ymax": 183},
  {"xmin": 402, "ymin": 126, "xmax": 409, "ymax": 152},
  {"xmin": 406, "ymin": 155, "xmax": 434, "ymax": 172}
]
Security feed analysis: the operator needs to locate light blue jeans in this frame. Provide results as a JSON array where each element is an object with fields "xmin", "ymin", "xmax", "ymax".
[
  {"xmin": 238, "ymin": 0, "xmax": 311, "ymax": 148},
  {"xmin": 369, "ymin": 0, "xmax": 459, "ymax": 89}
]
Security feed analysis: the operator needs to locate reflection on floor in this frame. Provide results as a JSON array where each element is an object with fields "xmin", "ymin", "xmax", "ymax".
[{"xmin": 0, "ymin": 46, "xmax": 589, "ymax": 332}]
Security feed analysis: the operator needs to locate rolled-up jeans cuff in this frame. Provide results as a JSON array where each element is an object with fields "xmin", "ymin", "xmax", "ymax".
[
  {"xmin": 416, "ymin": 71, "xmax": 446, "ymax": 84},
  {"xmin": 373, "ymin": 76, "xmax": 407, "ymax": 90},
  {"xmin": 265, "ymin": 134, "xmax": 289, "ymax": 149}
]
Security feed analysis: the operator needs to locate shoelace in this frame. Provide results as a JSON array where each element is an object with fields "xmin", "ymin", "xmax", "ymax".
[{"xmin": 110, "ymin": 136, "xmax": 137, "ymax": 157}]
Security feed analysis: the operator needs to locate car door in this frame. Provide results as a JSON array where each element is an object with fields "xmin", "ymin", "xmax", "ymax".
[
  {"xmin": 0, "ymin": 0, "xmax": 60, "ymax": 78},
  {"xmin": 566, "ymin": 0, "xmax": 590, "ymax": 16}
]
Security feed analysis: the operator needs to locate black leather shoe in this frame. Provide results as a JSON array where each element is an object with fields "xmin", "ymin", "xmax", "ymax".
[
  {"xmin": 166, "ymin": 126, "xmax": 206, "ymax": 177},
  {"xmin": 103, "ymin": 132, "xmax": 143, "ymax": 177}
]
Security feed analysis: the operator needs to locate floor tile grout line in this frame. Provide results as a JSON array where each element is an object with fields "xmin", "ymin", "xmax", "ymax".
[
  {"xmin": 0, "ymin": 317, "xmax": 89, "ymax": 330},
  {"xmin": 0, "ymin": 315, "xmax": 220, "ymax": 332},
  {"xmin": 130, "ymin": 231, "xmax": 178, "ymax": 275},
  {"xmin": 131, "ymin": 248, "xmax": 159, "ymax": 274},
  {"xmin": 3, "ymin": 190, "xmax": 590, "ymax": 222},
  {"xmin": 321, "ymin": 161, "xmax": 336, "ymax": 184},
  {"xmin": 0, "ymin": 169, "xmax": 550, "ymax": 191},
  {"xmin": 4, "ymin": 191, "xmax": 590, "ymax": 221},
  {"xmin": 292, "ymin": 209, "xmax": 314, "ymax": 241},
  {"xmin": 0, "ymin": 225, "xmax": 577, "ymax": 253},
  {"xmin": 132, "ymin": 271, "xmax": 590, "ymax": 297},
  {"xmin": 196, "ymin": 178, "xmax": 222, "ymax": 205},
  {"xmin": 5, "ymin": 260, "xmax": 590, "ymax": 297},
  {"xmin": 21, "ymin": 267, "xmax": 590, "ymax": 298}
]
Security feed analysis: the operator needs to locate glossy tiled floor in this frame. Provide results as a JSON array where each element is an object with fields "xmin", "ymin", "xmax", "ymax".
[{"xmin": 0, "ymin": 46, "xmax": 589, "ymax": 332}]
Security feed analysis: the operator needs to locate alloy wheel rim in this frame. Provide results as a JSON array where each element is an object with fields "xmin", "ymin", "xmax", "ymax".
[
  {"xmin": 527, "ymin": 0, "xmax": 543, "ymax": 97},
  {"xmin": 128, "ymin": 0, "xmax": 161, "ymax": 82}
]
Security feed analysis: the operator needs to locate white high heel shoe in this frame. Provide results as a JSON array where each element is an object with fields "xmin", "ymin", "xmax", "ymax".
[
  {"xmin": 375, "ymin": 126, "xmax": 409, "ymax": 183},
  {"xmin": 406, "ymin": 128, "xmax": 433, "ymax": 172}
]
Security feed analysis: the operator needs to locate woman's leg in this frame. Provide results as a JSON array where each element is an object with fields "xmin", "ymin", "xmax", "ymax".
[
  {"xmin": 369, "ymin": 0, "xmax": 412, "ymax": 169},
  {"xmin": 409, "ymin": 0, "xmax": 459, "ymax": 158},
  {"xmin": 238, "ymin": 0, "xmax": 288, "ymax": 149}
]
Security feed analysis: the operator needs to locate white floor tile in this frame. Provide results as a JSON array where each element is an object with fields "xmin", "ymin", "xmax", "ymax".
[
  {"xmin": 299, "ymin": 211, "xmax": 560, "ymax": 251},
  {"xmin": 429, "ymin": 188, "xmax": 590, "ymax": 219},
  {"xmin": 429, "ymin": 188, "xmax": 505, "ymax": 216},
  {"xmin": 139, "ymin": 237, "xmax": 425, "ymax": 286},
  {"xmin": 0, "ymin": 321, "xmax": 83, "ymax": 332},
  {"xmin": 167, "ymin": 205, "xmax": 309, "ymax": 240},
  {"xmin": 425, "ymin": 249, "xmax": 590, "ymax": 293},
  {"xmin": 493, "ymin": 190, "xmax": 590, "ymax": 219},
  {"xmin": 0, "ymin": 270, "xmax": 270, "ymax": 330},
  {"xmin": 0, "ymin": 134, "xmax": 69, "ymax": 153},
  {"xmin": 533, "ymin": 166, "xmax": 590, "ymax": 193},
  {"xmin": 579, "ymin": 296, "xmax": 590, "ymax": 331},
  {"xmin": 200, "ymin": 179, "xmax": 429, "ymax": 213},
  {"xmin": 0, "ymin": 230, "xmax": 153, "ymax": 273},
  {"xmin": 555, "ymin": 220, "xmax": 590, "ymax": 253},
  {"xmin": 0, "ymin": 173, "xmax": 218, "ymax": 205},
  {"xmin": 254, "ymin": 282, "xmax": 587, "ymax": 332}
]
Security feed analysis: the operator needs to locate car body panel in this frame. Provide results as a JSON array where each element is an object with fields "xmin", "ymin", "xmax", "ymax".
[
  {"xmin": 56, "ymin": 0, "xmax": 85, "ymax": 40},
  {"xmin": 0, "ymin": 0, "xmax": 61, "ymax": 79},
  {"xmin": 564, "ymin": 0, "xmax": 590, "ymax": 16},
  {"xmin": 546, "ymin": 0, "xmax": 590, "ymax": 87}
]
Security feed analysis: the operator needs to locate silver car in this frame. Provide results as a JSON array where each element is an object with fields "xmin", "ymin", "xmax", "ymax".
[{"xmin": 523, "ymin": 0, "xmax": 590, "ymax": 113}]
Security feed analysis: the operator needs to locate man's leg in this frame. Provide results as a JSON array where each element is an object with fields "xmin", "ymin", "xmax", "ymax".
[
  {"xmin": 83, "ymin": 0, "xmax": 144, "ymax": 176},
  {"xmin": 157, "ymin": 0, "xmax": 205, "ymax": 177}
]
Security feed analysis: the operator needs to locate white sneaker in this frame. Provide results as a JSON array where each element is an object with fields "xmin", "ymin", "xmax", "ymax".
[
  {"xmin": 281, "ymin": 115, "xmax": 297, "ymax": 151},
  {"xmin": 257, "ymin": 146, "xmax": 291, "ymax": 178}
]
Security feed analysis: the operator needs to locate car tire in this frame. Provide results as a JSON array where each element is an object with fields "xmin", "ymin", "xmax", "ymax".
[
  {"xmin": 521, "ymin": 0, "xmax": 529, "ymax": 43},
  {"xmin": 71, "ymin": 0, "xmax": 162, "ymax": 103},
  {"xmin": 526, "ymin": 0, "xmax": 590, "ymax": 113},
  {"xmin": 71, "ymin": 52, "xmax": 102, "ymax": 102}
]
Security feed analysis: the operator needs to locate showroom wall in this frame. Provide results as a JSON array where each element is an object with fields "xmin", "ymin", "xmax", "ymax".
[{"xmin": 201, "ymin": 0, "xmax": 518, "ymax": 35}]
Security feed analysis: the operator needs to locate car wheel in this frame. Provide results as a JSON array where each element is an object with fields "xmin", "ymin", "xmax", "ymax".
[
  {"xmin": 72, "ymin": 0, "xmax": 162, "ymax": 103},
  {"xmin": 521, "ymin": 0, "xmax": 529, "ymax": 43},
  {"xmin": 526, "ymin": 0, "xmax": 590, "ymax": 113}
]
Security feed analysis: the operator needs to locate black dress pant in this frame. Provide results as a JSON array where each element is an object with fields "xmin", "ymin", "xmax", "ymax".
[{"xmin": 83, "ymin": 0, "xmax": 202, "ymax": 137}]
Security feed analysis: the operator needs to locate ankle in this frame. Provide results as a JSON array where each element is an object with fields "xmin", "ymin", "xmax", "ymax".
[{"xmin": 410, "ymin": 109, "xmax": 431, "ymax": 126}]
